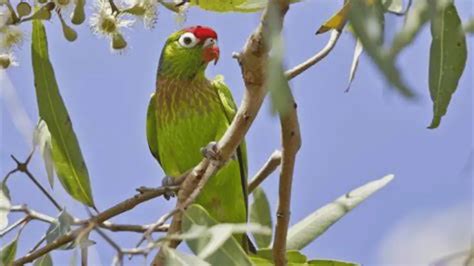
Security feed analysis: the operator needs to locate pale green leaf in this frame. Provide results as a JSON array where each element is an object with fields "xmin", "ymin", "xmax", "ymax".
[
  {"xmin": 389, "ymin": 0, "xmax": 431, "ymax": 56},
  {"xmin": 286, "ymin": 174, "xmax": 395, "ymax": 250},
  {"xmin": 349, "ymin": 0, "xmax": 414, "ymax": 97},
  {"xmin": 463, "ymin": 17, "xmax": 474, "ymax": 33},
  {"xmin": 33, "ymin": 253, "xmax": 53, "ymax": 266},
  {"xmin": 428, "ymin": 1, "xmax": 467, "ymax": 128},
  {"xmin": 308, "ymin": 259, "xmax": 359, "ymax": 266},
  {"xmin": 182, "ymin": 204, "xmax": 253, "ymax": 265},
  {"xmin": 46, "ymin": 209, "xmax": 75, "ymax": 250},
  {"xmin": 164, "ymin": 247, "xmax": 210, "ymax": 266},
  {"xmin": 382, "ymin": 0, "xmax": 403, "ymax": 13},
  {"xmin": 250, "ymin": 187, "xmax": 273, "ymax": 248},
  {"xmin": 346, "ymin": 38, "xmax": 364, "ymax": 92},
  {"xmin": 0, "ymin": 183, "xmax": 11, "ymax": 231},
  {"xmin": 31, "ymin": 19, "xmax": 94, "ymax": 206},
  {"xmin": 316, "ymin": 2, "xmax": 351, "ymax": 34},
  {"xmin": 33, "ymin": 120, "xmax": 55, "ymax": 188},
  {"xmin": 0, "ymin": 237, "xmax": 17, "ymax": 265}
]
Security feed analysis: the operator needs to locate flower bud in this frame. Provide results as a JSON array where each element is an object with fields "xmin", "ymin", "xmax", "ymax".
[
  {"xmin": 16, "ymin": 2, "xmax": 32, "ymax": 17},
  {"xmin": 0, "ymin": 54, "xmax": 11, "ymax": 69},
  {"xmin": 71, "ymin": 0, "xmax": 85, "ymax": 25},
  {"xmin": 111, "ymin": 32, "xmax": 126, "ymax": 50},
  {"xmin": 61, "ymin": 20, "xmax": 78, "ymax": 41}
]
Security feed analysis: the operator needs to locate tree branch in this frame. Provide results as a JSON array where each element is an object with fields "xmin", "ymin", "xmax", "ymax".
[
  {"xmin": 285, "ymin": 30, "xmax": 342, "ymax": 80},
  {"xmin": 248, "ymin": 150, "xmax": 282, "ymax": 193},
  {"xmin": 12, "ymin": 185, "xmax": 178, "ymax": 265}
]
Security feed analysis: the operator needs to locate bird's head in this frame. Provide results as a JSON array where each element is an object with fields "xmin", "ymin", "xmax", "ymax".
[{"xmin": 158, "ymin": 25, "xmax": 220, "ymax": 79}]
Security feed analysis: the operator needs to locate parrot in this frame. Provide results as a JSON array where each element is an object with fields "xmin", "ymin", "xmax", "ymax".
[{"xmin": 146, "ymin": 25, "xmax": 252, "ymax": 250}]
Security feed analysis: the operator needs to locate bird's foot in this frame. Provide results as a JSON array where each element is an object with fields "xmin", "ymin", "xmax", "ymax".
[
  {"xmin": 200, "ymin": 141, "xmax": 238, "ymax": 161},
  {"xmin": 161, "ymin": 176, "xmax": 177, "ymax": 200},
  {"xmin": 200, "ymin": 141, "xmax": 220, "ymax": 161}
]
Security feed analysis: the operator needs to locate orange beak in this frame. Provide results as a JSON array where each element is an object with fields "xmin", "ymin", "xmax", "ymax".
[{"xmin": 203, "ymin": 44, "xmax": 220, "ymax": 65}]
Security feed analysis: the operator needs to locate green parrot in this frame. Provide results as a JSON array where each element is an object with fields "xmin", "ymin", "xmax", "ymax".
[{"xmin": 146, "ymin": 26, "xmax": 251, "ymax": 249}]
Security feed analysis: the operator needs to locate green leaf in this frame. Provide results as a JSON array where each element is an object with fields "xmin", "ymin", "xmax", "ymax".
[
  {"xmin": 250, "ymin": 187, "xmax": 273, "ymax": 248},
  {"xmin": 0, "ymin": 237, "xmax": 18, "ymax": 265},
  {"xmin": 46, "ymin": 209, "xmax": 75, "ymax": 250},
  {"xmin": 164, "ymin": 247, "xmax": 211, "ymax": 266},
  {"xmin": 190, "ymin": 0, "xmax": 300, "ymax": 13},
  {"xmin": 33, "ymin": 120, "xmax": 55, "ymax": 189},
  {"xmin": 308, "ymin": 259, "xmax": 359, "ymax": 266},
  {"xmin": 463, "ymin": 17, "xmax": 474, "ymax": 33},
  {"xmin": 251, "ymin": 249, "xmax": 309, "ymax": 265},
  {"xmin": 346, "ymin": 38, "xmax": 364, "ymax": 92},
  {"xmin": 0, "ymin": 183, "xmax": 11, "ymax": 230},
  {"xmin": 31, "ymin": 19, "xmax": 95, "ymax": 206},
  {"xmin": 34, "ymin": 253, "xmax": 53, "ymax": 266},
  {"xmin": 286, "ymin": 174, "xmax": 395, "ymax": 250},
  {"xmin": 382, "ymin": 0, "xmax": 403, "ymax": 13},
  {"xmin": 389, "ymin": 0, "xmax": 431, "ymax": 57},
  {"xmin": 349, "ymin": 0, "xmax": 415, "ymax": 97},
  {"xmin": 316, "ymin": 1, "xmax": 351, "ymax": 34},
  {"xmin": 428, "ymin": 1, "xmax": 467, "ymax": 129},
  {"xmin": 182, "ymin": 204, "xmax": 253, "ymax": 265}
]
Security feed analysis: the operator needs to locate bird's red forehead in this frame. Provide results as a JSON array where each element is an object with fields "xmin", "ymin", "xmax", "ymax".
[{"xmin": 183, "ymin": 26, "xmax": 218, "ymax": 40}]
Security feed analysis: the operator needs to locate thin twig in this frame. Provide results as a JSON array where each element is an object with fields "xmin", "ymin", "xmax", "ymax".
[
  {"xmin": 248, "ymin": 150, "xmax": 282, "ymax": 193},
  {"xmin": 285, "ymin": 30, "xmax": 342, "ymax": 80},
  {"xmin": 28, "ymin": 234, "xmax": 47, "ymax": 254},
  {"xmin": 10, "ymin": 154, "xmax": 62, "ymax": 211},
  {"xmin": 0, "ymin": 216, "xmax": 29, "ymax": 237},
  {"xmin": 13, "ymin": 185, "xmax": 178, "ymax": 265}
]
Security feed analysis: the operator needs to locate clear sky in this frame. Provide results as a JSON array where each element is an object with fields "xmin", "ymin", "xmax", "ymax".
[{"xmin": 1, "ymin": 0, "xmax": 472, "ymax": 265}]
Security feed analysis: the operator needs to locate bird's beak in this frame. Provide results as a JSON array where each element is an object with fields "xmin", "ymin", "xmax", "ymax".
[{"xmin": 203, "ymin": 44, "xmax": 220, "ymax": 65}]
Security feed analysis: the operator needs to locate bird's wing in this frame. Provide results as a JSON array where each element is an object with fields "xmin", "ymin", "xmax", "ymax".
[
  {"xmin": 212, "ymin": 75, "xmax": 249, "ymax": 197},
  {"xmin": 146, "ymin": 92, "xmax": 161, "ymax": 165}
]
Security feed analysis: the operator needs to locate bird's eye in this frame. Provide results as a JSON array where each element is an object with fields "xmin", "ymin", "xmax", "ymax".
[
  {"xmin": 178, "ymin": 32, "xmax": 198, "ymax": 48},
  {"xmin": 203, "ymin": 38, "xmax": 217, "ymax": 47}
]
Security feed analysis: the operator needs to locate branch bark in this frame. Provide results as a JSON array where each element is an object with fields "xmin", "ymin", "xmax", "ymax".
[{"xmin": 248, "ymin": 150, "xmax": 282, "ymax": 193}]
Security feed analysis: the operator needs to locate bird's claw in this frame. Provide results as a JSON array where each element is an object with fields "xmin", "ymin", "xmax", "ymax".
[
  {"xmin": 161, "ymin": 176, "xmax": 177, "ymax": 200},
  {"xmin": 200, "ymin": 141, "xmax": 220, "ymax": 161}
]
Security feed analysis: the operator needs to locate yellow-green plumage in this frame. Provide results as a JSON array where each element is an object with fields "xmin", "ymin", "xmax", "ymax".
[{"xmin": 146, "ymin": 28, "xmax": 249, "ymax": 245}]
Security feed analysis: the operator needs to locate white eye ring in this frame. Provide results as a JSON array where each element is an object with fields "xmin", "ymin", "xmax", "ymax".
[
  {"xmin": 178, "ymin": 32, "xmax": 198, "ymax": 48},
  {"xmin": 203, "ymin": 38, "xmax": 216, "ymax": 48}
]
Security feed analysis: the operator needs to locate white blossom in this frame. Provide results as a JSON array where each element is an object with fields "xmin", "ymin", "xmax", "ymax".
[{"xmin": 0, "ymin": 25, "xmax": 23, "ymax": 51}]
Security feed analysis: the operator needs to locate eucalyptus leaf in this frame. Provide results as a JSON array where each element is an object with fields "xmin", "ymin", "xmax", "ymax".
[
  {"xmin": 346, "ymin": 38, "xmax": 364, "ymax": 92},
  {"xmin": 286, "ymin": 174, "xmax": 394, "ymax": 250},
  {"xmin": 164, "ymin": 247, "xmax": 211, "ymax": 266},
  {"xmin": 463, "ymin": 17, "xmax": 474, "ymax": 33},
  {"xmin": 428, "ymin": 1, "xmax": 467, "ymax": 128},
  {"xmin": 182, "ymin": 204, "xmax": 253, "ymax": 265},
  {"xmin": 32, "ymin": 19, "xmax": 95, "ymax": 207},
  {"xmin": 250, "ymin": 187, "xmax": 273, "ymax": 248},
  {"xmin": 316, "ymin": 1, "xmax": 351, "ymax": 34},
  {"xmin": 33, "ymin": 253, "xmax": 53, "ymax": 266},
  {"xmin": 34, "ymin": 120, "xmax": 55, "ymax": 189},
  {"xmin": 0, "ymin": 237, "xmax": 18, "ymax": 265},
  {"xmin": 46, "ymin": 209, "xmax": 75, "ymax": 250},
  {"xmin": 308, "ymin": 259, "xmax": 359, "ymax": 266},
  {"xmin": 349, "ymin": 0, "xmax": 414, "ymax": 97},
  {"xmin": 0, "ymin": 183, "xmax": 11, "ymax": 230}
]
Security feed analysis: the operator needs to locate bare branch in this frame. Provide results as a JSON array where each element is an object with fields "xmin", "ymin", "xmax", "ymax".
[
  {"xmin": 285, "ymin": 30, "xmax": 342, "ymax": 80},
  {"xmin": 13, "ymin": 185, "xmax": 178, "ymax": 265},
  {"xmin": 0, "ymin": 216, "xmax": 29, "ymax": 237},
  {"xmin": 248, "ymin": 150, "xmax": 282, "ymax": 193}
]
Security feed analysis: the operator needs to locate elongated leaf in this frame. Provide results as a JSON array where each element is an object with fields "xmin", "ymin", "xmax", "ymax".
[
  {"xmin": 250, "ymin": 187, "xmax": 273, "ymax": 248},
  {"xmin": 164, "ymin": 247, "xmax": 211, "ymax": 266},
  {"xmin": 0, "ymin": 183, "xmax": 11, "ymax": 230},
  {"xmin": 182, "ymin": 204, "xmax": 253, "ymax": 265},
  {"xmin": 428, "ymin": 1, "xmax": 467, "ymax": 128},
  {"xmin": 0, "ymin": 237, "xmax": 18, "ymax": 265},
  {"xmin": 46, "ymin": 209, "xmax": 75, "ymax": 250},
  {"xmin": 382, "ymin": 0, "xmax": 403, "ymax": 13},
  {"xmin": 31, "ymin": 19, "xmax": 94, "ymax": 206},
  {"xmin": 308, "ymin": 259, "xmax": 359, "ymax": 266},
  {"xmin": 33, "ymin": 120, "xmax": 55, "ymax": 188},
  {"xmin": 286, "ymin": 174, "xmax": 394, "ymax": 250},
  {"xmin": 250, "ymin": 249, "xmax": 309, "ymax": 266},
  {"xmin": 34, "ymin": 253, "xmax": 53, "ymax": 266},
  {"xmin": 464, "ymin": 18, "xmax": 474, "ymax": 33},
  {"xmin": 349, "ymin": 0, "xmax": 414, "ymax": 97},
  {"xmin": 389, "ymin": 0, "xmax": 430, "ymax": 57},
  {"xmin": 316, "ymin": 1, "xmax": 351, "ymax": 34},
  {"xmin": 346, "ymin": 38, "xmax": 364, "ymax": 92},
  {"xmin": 189, "ymin": 0, "xmax": 299, "ymax": 12}
]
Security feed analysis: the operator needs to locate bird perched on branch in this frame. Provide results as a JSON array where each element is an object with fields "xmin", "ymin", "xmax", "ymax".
[{"xmin": 146, "ymin": 25, "xmax": 252, "ymax": 250}]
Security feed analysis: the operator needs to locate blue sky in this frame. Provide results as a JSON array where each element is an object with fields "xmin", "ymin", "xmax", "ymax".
[{"xmin": 1, "ymin": 0, "xmax": 472, "ymax": 265}]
